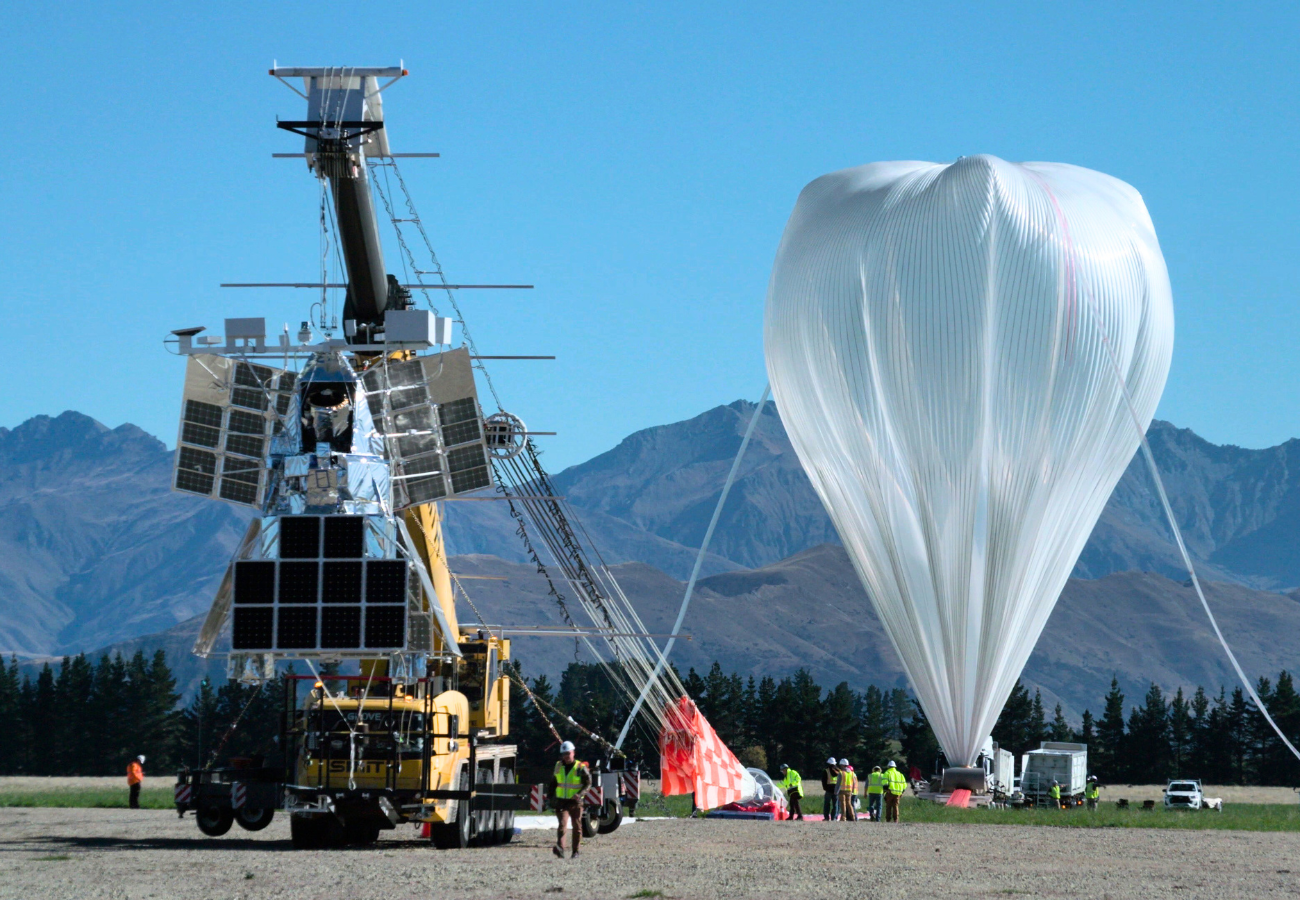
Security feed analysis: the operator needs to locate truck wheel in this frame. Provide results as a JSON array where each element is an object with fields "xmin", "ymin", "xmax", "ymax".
[
  {"xmin": 595, "ymin": 798, "xmax": 623, "ymax": 835},
  {"xmin": 345, "ymin": 821, "xmax": 381, "ymax": 845},
  {"xmin": 580, "ymin": 809, "xmax": 597, "ymax": 839},
  {"xmin": 290, "ymin": 814, "xmax": 323, "ymax": 849},
  {"xmin": 196, "ymin": 806, "xmax": 234, "ymax": 837},
  {"xmin": 473, "ymin": 767, "xmax": 494, "ymax": 847},
  {"xmin": 235, "ymin": 807, "xmax": 275, "ymax": 832},
  {"xmin": 431, "ymin": 771, "xmax": 472, "ymax": 850},
  {"xmin": 498, "ymin": 768, "xmax": 515, "ymax": 845}
]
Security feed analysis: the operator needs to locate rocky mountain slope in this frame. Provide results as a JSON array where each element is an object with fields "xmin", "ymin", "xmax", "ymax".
[
  {"xmin": 8, "ymin": 400, "xmax": 1300, "ymax": 696},
  {"xmin": 0, "ymin": 413, "xmax": 250, "ymax": 657},
  {"xmin": 68, "ymin": 545, "xmax": 1300, "ymax": 718}
]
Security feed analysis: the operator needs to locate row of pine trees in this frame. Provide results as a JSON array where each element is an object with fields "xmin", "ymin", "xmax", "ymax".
[{"xmin": 3, "ymin": 651, "xmax": 1299, "ymax": 786}]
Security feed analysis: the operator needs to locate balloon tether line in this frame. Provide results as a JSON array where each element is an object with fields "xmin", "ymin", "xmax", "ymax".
[
  {"xmin": 1107, "ymin": 347, "xmax": 1300, "ymax": 762},
  {"xmin": 1033, "ymin": 170, "xmax": 1300, "ymax": 763},
  {"xmin": 614, "ymin": 387, "xmax": 772, "ymax": 750}
]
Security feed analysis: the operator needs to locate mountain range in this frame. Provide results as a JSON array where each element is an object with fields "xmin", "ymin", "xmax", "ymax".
[{"xmin": 5, "ymin": 405, "xmax": 1300, "ymax": 717}]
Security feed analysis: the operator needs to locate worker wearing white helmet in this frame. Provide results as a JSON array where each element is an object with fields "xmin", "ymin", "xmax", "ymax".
[
  {"xmin": 836, "ymin": 758, "xmax": 858, "ymax": 821},
  {"xmin": 549, "ymin": 740, "xmax": 591, "ymax": 859},
  {"xmin": 882, "ymin": 759, "xmax": 907, "ymax": 822},
  {"xmin": 821, "ymin": 757, "xmax": 841, "ymax": 820}
]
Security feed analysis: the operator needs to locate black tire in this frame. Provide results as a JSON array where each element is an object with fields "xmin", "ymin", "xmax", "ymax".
[
  {"xmin": 290, "ymin": 814, "xmax": 323, "ymax": 849},
  {"xmin": 195, "ymin": 806, "xmax": 234, "ymax": 837},
  {"xmin": 475, "ymin": 766, "xmax": 496, "ymax": 847},
  {"xmin": 431, "ymin": 770, "xmax": 472, "ymax": 850},
  {"xmin": 499, "ymin": 768, "xmax": 516, "ymax": 844},
  {"xmin": 344, "ymin": 821, "xmax": 381, "ymax": 846},
  {"xmin": 595, "ymin": 797, "xmax": 623, "ymax": 835},
  {"xmin": 580, "ymin": 809, "xmax": 597, "ymax": 839},
  {"xmin": 234, "ymin": 807, "xmax": 275, "ymax": 832},
  {"xmin": 472, "ymin": 767, "xmax": 494, "ymax": 847}
]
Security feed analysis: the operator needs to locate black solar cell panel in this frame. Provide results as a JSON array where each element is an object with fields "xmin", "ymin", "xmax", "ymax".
[
  {"xmin": 278, "ymin": 561, "xmax": 319, "ymax": 604},
  {"xmin": 365, "ymin": 561, "xmax": 408, "ymax": 604},
  {"xmin": 279, "ymin": 517, "xmax": 321, "ymax": 559},
  {"xmin": 364, "ymin": 606, "xmax": 406, "ymax": 648},
  {"xmin": 276, "ymin": 607, "xmax": 317, "ymax": 649},
  {"xmin": 320, "ymin": 606, "xmax": 361, "ymax": 648},
  {"xmin": 231, "ymin": 607, "xmax": 273, "ymax": 649},
  {"xmin": 323, "ymin": 516, "xmax": 365, "ymax": 558},
  {"xmin": 233, "ymin": 561, "xmax": 275, "ymax": 604}
]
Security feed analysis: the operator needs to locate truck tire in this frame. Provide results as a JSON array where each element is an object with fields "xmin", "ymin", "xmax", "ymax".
[
  {"xmin": 431, "ymin": 771, "xmax": 472, "ymax": 850},
  {"xmin": 344, "ymin": 821, "xmax": 381, "ymax": 846},
  {"xmin": 498, "ymin": 768, "xmax": 515, "ymax": 845},
  {"xmin": 235, "ymin": 807, "xmax": 275, "ymax": 831},
  {"xmin": 580, "ymin": 809, "xmax": 597, "ymax": 839},
  {"xmin": 473, "ymin": 766, "xmax": 495, "ymax": 847},
  {"xmin": 196, "ymin": 806, "xmax": 234, "ymax": 837},
  {"xmin": 595, "ymin": 797, "xmax": 623, "ymax": 835},
  {"xmin": 290, "ymin": 814, "xmax": 324, "ymax": 849}
]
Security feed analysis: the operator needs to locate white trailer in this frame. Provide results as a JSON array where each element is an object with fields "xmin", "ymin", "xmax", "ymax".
[
  {"xmin": 981, "ymin": 741, "xmax": 1015, "ymax": 796},
  {"xmin": 1020, "ymin": 742, "xmax": 1087, "ymax": 806}
]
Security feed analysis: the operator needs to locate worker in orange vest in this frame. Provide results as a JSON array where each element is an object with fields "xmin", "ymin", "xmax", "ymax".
[{"xmin": 126, "ymin": 755, "xmax": 145, "ymax": 809}]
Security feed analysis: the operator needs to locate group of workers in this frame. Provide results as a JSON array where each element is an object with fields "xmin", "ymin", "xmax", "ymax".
[{"xmin": 776, "ymin": 757, "xmax": 909, "ymax": 822}]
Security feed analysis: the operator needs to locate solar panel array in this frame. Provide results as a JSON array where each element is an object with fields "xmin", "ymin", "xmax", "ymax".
[
  {"xmin": 361, "ymin": 348, "xmax": 493, "ymax": 508},
  {"xmin": 173, "ymin": 356, "xmax": 294, "ymax": 508},
  {"xmin": 230, "ymin": 515, "xmax": 411, "ymax": 652}
]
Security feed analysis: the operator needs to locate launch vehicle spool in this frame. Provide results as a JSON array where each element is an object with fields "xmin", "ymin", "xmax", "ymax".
[{"xmin": 167, "ymin": 65, "xmax": 638, "ymax": 848}]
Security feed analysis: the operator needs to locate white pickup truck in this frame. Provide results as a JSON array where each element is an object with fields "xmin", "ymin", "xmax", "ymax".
[{"xmin": 1163, "ymin": 779, "xmax": 1223, "ymax": 811}]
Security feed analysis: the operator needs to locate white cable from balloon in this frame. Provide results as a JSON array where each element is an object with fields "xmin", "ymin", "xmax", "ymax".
[
  {"xmin": 1102, "ymin": 335, "xmax": 1300, "ymax": 762},
  {"xmin": 613, "ymin": 388, "xmax": 772, "ymax": 750},
  {"xmin": 1035, "ymin": 169, "xmax": 1300, "ymax": 763}
]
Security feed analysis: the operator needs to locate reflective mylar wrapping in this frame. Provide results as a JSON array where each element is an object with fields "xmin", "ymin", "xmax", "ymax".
[
  {"xmin": 173, "ymin": 356, "xmax": 295, "ymax": 509},
  {"xmin": 764, "ymin": 156, "xmax": 1173, "ymax": 766},
  {"xmin": 361, "ymin": 347, "xmax": 494, "ymax": 508}
]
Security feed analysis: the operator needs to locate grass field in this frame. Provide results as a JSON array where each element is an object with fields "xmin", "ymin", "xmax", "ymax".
[
  {"xmin": 0, "ymin": 788, "xmax": 175, "ymax": 810},
  {"xmin": 3, "ymin": 779, "xmax": 1297, "ymax": 831},
  {"xmin": 893, "ymin": 797, "xmax": 1300, "ymax": 831}
]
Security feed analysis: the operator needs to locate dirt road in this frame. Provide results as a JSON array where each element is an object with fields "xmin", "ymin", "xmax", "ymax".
[{"xmin": 3, "ymin": 807, "xmax": 1298, "ymax": 899}]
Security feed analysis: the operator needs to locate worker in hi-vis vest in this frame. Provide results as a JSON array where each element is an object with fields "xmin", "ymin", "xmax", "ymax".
[
  {"xmin": 1049, "ymin": 780, "xmax": 1062, "ymax": 809},
  {"xmin": 777, "ymin": 764, "xmax": 804, "ymax": 820},
  {"xmin": 836, "ymin": 758, "xmax": 857, "ymax": 821},
  {"xmin": 866, "ymin": 765, "xmax": 885, "ymax": 821},
  {"xmin": 1085, "ymin": 776, "xmax": 1100, "ymax": 810},
  {"xmin": 126, "ymin": 755, "xmax": 145, "ymax": 809},
  {"xmin": 821, "ymin": 757, "xmax": 841, "ymax": 820},
  {"xmin": 549, "ymin": 741, "xmax": 592, "ymax": 858},
  {"xmin": 882, "ymin": 760, "xmax": 907, "ymax": 822}
]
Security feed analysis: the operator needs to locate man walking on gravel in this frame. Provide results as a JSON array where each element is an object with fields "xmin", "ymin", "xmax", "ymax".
[
  {"xmin": 126, "ymin": 755, "xmax": 145, "ymax": 809},
  {"xmin": 549, "ymin": 741, "xmax": 591, "ymax": 859},
  {"xmin": 882, "ymin": 760, "xmax": 907, "ymax": 822}
]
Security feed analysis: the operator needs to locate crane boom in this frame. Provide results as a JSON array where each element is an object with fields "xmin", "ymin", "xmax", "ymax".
[{"xmin": 272, "ymin": 66, "xmax": 410, "ymax": 340}]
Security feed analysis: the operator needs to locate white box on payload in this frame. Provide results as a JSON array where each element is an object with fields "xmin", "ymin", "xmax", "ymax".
[{"xmin": 1020, "ymin": 742, "xmax": 1088, "ymax": 803}]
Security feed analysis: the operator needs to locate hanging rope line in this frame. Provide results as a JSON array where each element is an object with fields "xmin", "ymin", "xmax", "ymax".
[
  {"xmin": 203, "ymin": 682, "xmax": 265, "ymax": 769},
  {"xmin": 366, "ymin": 157, "xmax": 692, "ymax": 741},
  {"xmin": 615, "ymin": 388, "xmax": 771, "ymax": 749},
  {"xmin": 1033, "ymin": 170, "xmax": 1300, "ymax": 763}
]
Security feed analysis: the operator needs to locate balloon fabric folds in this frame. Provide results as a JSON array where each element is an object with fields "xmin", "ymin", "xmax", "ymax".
[{"xmin": 763, "ymin": 156, "xmax": 1173, "ymax": 766}]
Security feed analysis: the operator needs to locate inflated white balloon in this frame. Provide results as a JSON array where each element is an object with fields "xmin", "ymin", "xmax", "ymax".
[{"xmin": 764, "ymin": 156, "xmax": 1173, "ymax": 765}]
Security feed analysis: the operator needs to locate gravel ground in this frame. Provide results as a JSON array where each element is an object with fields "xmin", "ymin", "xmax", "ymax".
[{"xmin": 4, "ymin": 807, "xmax": 1300, "ymax": 899}]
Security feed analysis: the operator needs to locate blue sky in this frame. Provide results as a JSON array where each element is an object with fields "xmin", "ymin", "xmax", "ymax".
[{"xmin": 3, "ymin": 2, "xmax": 1296, "ymax": 469}]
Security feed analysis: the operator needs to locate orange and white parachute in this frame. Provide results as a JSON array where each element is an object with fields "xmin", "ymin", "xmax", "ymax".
[{"xmin": 658, "ymin": 696, "xmax": 756, "ymax": 808}]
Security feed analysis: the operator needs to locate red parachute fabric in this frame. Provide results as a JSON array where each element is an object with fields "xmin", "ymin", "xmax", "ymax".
[{"xmin": 659, "ymin": 696, "xmax": 749, "ymax": 809}]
